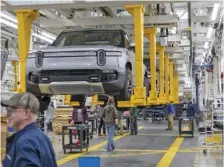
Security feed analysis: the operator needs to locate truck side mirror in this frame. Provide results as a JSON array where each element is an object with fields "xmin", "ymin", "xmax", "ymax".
[{"xmin": 128, "ymin": 42, "xmax": 135, "ymax": 51}]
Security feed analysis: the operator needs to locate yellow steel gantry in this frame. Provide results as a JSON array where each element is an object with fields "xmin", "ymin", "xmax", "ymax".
[
  {"xmin": 144, "ymin": 27, "xmax": 157, "ymax": 106},
  {"xmin": 169, "ymin": 60, "xmax": 174, "ymax": 102},
  {"xmin": 174, "ymin": 69, "xmax": 180, "ymax": 104},
  {"xmin": 11, "ymin": 60, "xmax": 19, "ymax": 92},
  {"xmin": 164, "ymin": 53, "xmax": 170, "ymax": 103},
  {"xmin": 15, "ymin": 5, "xmax": 178, "ymax": 108},
  {"xmin": 118, "ymin": 5, "xmax": 146, "ymax": 108},
  {"xmin": 16, "ymin": 10, "xmax": 39, "ymax": 92},
  {"xmin": 156, "ymin": 44, "xmax": 165, "ymax": 104}
]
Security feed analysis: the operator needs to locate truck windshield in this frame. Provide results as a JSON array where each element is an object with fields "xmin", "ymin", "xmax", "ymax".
[{"xmin": 52, "ymin": 30, "xmax": 123, "ymax": 47}]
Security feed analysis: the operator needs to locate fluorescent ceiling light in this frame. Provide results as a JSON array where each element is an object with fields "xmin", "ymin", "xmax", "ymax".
[
  {"xmin": 0, "ymin": 18, "xmax": 18, "ymax": 29},
  {"xmin": 206, "ymin": 27, "xmax": 213, "ymax": 39},
  {"xmin": 0, "ymin": 12, "xmax": 17, "ymax": 23},
  {"xmin": 204, "ymin": 41, "xmax": 209, "ymax": 49},
  {"xmin": 0, "ymin": 18, "xmax": 53, "ymax": 43},
  {"xmin": 211, "ymin": 3, "xmax": 220, "ymax": 21},
  {"xmin": 0, "ymin": 11, "xmax": 56, "ymax": 42}
]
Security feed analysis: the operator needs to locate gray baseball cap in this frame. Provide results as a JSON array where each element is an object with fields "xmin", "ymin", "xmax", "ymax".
[{"xmin": 1, "ymin": 92, "xmax": 39, "ymax": 114}]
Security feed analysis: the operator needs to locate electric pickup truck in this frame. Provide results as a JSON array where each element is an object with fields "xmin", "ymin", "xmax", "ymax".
[{"xmin": 26, "ymin": 29, "xmax": 149, "ymax": 110}]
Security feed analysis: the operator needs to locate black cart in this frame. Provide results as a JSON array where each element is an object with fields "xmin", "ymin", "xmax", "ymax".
[
  {"xmin": 178, "ymin": 117, "xmax": 195, "ymax": 138},
  {"xmin": 62, "ymin": 124, "xmax": 89, "ymax": 153},
  {"xmin": 152, "ymin": 110, "xmax": 164, "ymax": 122}
]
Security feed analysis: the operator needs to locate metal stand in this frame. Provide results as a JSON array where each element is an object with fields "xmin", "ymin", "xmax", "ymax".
[
  {"xmin": 178, "ymin": 117, "xmax": 194, "ymax": 138},
  {"xmin": 152, "ymin": 110, "xmax": 164, "ymax": 122},
  {"xmin": 62, "ymin": 124, "xmax": 89, "ymax": 153}
]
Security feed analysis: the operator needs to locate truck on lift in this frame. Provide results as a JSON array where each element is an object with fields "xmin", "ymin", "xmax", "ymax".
[{"xmin": 26, "ymin": 29, "xmax": 150, "ymax": 111}]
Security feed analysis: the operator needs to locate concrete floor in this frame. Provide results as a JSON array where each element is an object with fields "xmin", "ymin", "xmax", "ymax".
[{"xmin": 53, "ymin": 120, "xmax": 223, "ymax": 167}]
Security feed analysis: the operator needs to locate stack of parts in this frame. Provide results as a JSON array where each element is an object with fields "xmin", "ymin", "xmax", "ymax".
[{"xmin": 53, "ymin": 107, "xmax": 73, "ymax": 135}]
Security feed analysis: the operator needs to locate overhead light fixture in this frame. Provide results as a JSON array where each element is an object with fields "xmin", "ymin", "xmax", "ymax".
[
  {"xmin": 0, "ymin": 18, "xmax": 18, "ymax": 29},
  {"xmin": 0, "ymin": 11, "xmax": 56, "ymax": 43},
  {"xmin": 206, "ymin": 27, "xmax": 213, "ymax": 39},
  {"xmin": 204, "ymin": 41, "xmax": 209, "ymax": 49},
  {"xmin": 211, "ymin": 3, "xmax": 220, "ymax": 21},
  {"xmin": 0, "ymin": 17, "xmax": 54, "ymax": 43},
  {"xmin": 0, "ymin": 12, "xmax": 17, "ymax": 23}
]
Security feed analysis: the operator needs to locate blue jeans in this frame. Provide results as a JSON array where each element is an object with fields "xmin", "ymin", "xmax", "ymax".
[{"xmin": 106, "ymin": 125, "xmax": 115, "ymax": 151}]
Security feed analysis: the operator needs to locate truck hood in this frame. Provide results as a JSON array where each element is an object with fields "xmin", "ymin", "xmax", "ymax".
[{"xmin": 29, "ymin": 45, "xmax": 122, "ymax": 53}]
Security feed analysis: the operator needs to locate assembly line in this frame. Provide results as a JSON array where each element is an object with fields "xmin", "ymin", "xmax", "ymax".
[{"xmin": 1, "ymin": 1, "xmax": 223, "ymax": 167}]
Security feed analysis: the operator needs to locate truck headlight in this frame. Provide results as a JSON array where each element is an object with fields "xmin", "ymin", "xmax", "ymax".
[{"xmin": 97, "ymin": 50, "xmax": 106, "ymax": 66}]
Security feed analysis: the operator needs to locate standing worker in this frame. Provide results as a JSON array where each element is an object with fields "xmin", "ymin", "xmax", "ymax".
[
  {"xmin": 102, "ymin": 97, "xmax": 117, "ymax": 152},
  {"xmin": 98, "ymin": 106, "xmax": 106, "ymax": 136},
  {"xmin": 116, "ymin": 110, "xmax": 123, "ymax": 135},
  {"xmin": 1, "ymin": 92, "xmax": 57, "ymax": 167},
  {"xmin": 72, "ymin": 102, "xmax": 89, "ymax": 146},
  {"xmin": 166, "ymin": 102, "xmax": 176, "ymax": 131},
  {"xmin": 130, "ymin": 106, "xmax": 138, "ymax": 135}
]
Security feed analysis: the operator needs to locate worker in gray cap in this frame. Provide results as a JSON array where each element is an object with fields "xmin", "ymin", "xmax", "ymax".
[{"xmin": 1, "ymin": 92, "xmax": 57, "ymax": 167}]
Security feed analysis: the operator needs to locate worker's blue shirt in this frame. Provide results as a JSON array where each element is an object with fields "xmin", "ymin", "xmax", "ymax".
[
  {"xmin": 3, "ymin": 123, "xmax": 57, "ymax": 167},
  {"xmin": 187, "ymin": 103, "xmax": 196, "ymax": 117},
  {"xmin": 167, "ymin": 103, "xmax": 175, "ymax": 115}
]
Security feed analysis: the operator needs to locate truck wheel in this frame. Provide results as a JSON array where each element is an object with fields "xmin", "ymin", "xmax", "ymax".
[
  {"xmin": 118, "ymin": 68, "xmax": 132, "ymax": 101},
  {"xmin": 37, "ymin": 95, "xmax": 51, "ymax": 113}
]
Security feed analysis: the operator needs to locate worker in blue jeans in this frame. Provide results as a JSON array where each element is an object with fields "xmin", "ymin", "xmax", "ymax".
[
  {"xmin": 102, "ymin": 97, "xmax": 117, "ymax": 152},
  {"xmin": 130, "ymin": 107, "xmax": 138, "ymax": 135},
  {"xmin": 166, "ymin": 102, "xmax": 176, "ymax": 130}
]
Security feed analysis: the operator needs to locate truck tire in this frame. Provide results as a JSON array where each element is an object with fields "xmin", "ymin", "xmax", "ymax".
[
  {"xmin": 37, "ymin": 96, "xmax": 51, "ymax": 114},
  {"xmin": 118, "ymin": 68, "xmax": 132, "ymax": 101}
]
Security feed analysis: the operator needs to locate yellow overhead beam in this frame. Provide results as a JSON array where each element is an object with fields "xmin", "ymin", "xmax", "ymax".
[
  {"xmin": 164, "ymin": 54, "xmax": 170, "ymax": 103},
  {"xmin": 144, "ymin": 27, "xmax": 157, "ymax": 105},
  {"xmin": 16, "ymin": 10, "xmax": 39, "ymax": 92}
]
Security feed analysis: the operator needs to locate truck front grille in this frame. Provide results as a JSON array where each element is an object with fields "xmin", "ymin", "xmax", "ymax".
[{"xmin": 40, "ymin": 69, "xmax": 100, "ymax": 76}]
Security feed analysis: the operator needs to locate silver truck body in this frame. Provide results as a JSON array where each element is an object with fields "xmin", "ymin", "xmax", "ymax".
[{"xmin": 26, "ymin": 29, "xmax": 148, "ymax": 99}]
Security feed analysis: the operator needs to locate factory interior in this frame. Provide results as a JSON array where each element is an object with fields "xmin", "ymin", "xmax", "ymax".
[{"xmin": 0, "ymin": 0, "xmax": 224, "ymax": 167}]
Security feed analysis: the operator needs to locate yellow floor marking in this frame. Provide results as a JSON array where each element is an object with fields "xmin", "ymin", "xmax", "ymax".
[
  {"xmin": 91, "ymin": 152, "xmax": 164, "ymax": 158},
  {"xmin": 96, "ymin": 149, "xmax": 167, "ymax": 152},
  {"xmin": 57, "ymin": 126, "xmax": 142, "ymax": 165},
  {"xmin": 156, "ymin": 126, "xmax": 186, "ymax": 167},
  {"xmin": 138, "ymin": 133, "xmax": 178, "ymax": 137},
  {"xmin": 182, "ymin": 127, "xmax": 189, "ymax": 131}
]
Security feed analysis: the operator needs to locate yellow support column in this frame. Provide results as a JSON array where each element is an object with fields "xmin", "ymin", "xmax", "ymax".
[
  {"xmin": 92, "ymin": 95, "xmax": 104, "ymax": 105},
  {"xmin": 169, "ymin": 61, "xmax": 174, "ymax": 102},
  {"xmin": 174, "ymin": 71, "xmax": 180, "ymax": 104},
  {"xmin": 11, "ymin": 60, "xmax": 19, "ymax": 92},
  {"xmin": 125, "ymin": 5, "xmax": 146, "ymax": 106},
  {"xmin": 16, "ymin": 10, "xmax": 39, "ymax": 92},
  {"xmin": 164, "ymin": 54, "xmax": 169, "ymax": 103},
  {"xmin": 144, "ymin": 27, "xmax": 157, "ymax": 105},
  {"xmin": 157, "ymin": 45, "xmax": 165, "ymax": 104},
  {"xmin": 64, "ymin": 95, "xmax": 71, "ymax": 105}
]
